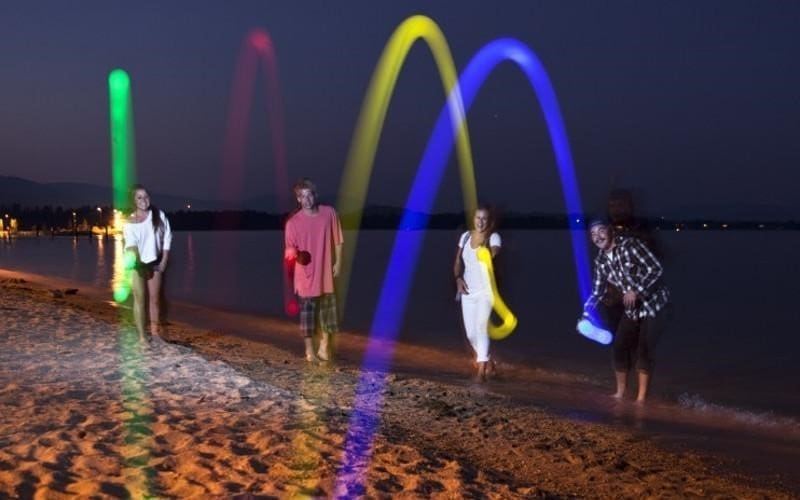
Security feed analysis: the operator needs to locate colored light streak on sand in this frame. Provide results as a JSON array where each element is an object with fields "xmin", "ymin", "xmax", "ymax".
[
  {"xmin": 108, "ymin": 69, "xmax": 137, "ymax": 303},
  {"xmin": 336, "ymin": 15, "xmax": 478, "ymax": 314},
  {"xmin": 336, "ymin": 38, "xmax": 592, "ymax": 491},
  {"xmin": 117, "ymin": 259, "xmax": 156, "ymax": 497},
  {"xmin": 281, "ymin": 250, "xmax": 328, "ymax": 494},
  {"xmin": 108, "ymin": 70, "xmax": 154, "ymax": 496},
  {"xmin": 285, "ymin": 381, "xmax": 331, "ymax": 497},
  {"xmin": 476, "ymin": 246, "xmax": 518, "ymax": 340},
  {"xmin": 109, "ymin": 235, "xmax": 156, "ymax": 496}
]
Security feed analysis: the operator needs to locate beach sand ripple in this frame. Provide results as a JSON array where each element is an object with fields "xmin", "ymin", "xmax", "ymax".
[{"xmin": 0, "ymin": 278, "xmax": 792, "ymax": 498}]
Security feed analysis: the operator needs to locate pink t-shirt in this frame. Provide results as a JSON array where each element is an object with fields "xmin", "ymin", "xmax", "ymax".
[{"xmin": 284, "ymin": 205, "xmax": 343, "ymax": 297}]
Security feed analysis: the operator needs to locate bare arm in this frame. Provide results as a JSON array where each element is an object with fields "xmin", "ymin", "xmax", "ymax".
[
  {"xmin": 157, "ymin": 249, "xmax": 170, "ymax": 273},
  {"xmin": 453, "ymin": 245, "xmax": 468, "ymax": 294},
  {"xmin": 489, "ymin": 232, "xmax": 501, "ymax": 258},
  {"xmin": 333, "ymin": 243, "xmax": 342, "ymax": 278},
  {"xmin": 620, "ymin": 238, "xmax": 662, "ymax": 308},
  {"xmin": 157, "ymin": 212, "xmax": 171, "ymax": 272},
  {"xmin": 124, "ymin": 245, "xmax": 140, "ymax": 270},
  {"xmin": 122, "ymin": 220, "xmax": 139, "ymax": 268},
  {"xmin": 583, "ymin": 259, "xmax": 608, "ymax": 318}
]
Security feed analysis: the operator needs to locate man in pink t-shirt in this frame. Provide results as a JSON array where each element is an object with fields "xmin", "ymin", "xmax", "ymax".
[{"xmin": 284, "ymin": 178, "xmax": 343, "ymax": 362}]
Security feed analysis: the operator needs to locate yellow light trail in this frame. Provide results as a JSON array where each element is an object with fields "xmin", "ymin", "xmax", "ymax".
[
  {"xmin": 477, "ymin": 246, "xmax": 518, "ymax": 339},
  {"xmin": 336, "ymin": 15, "xmax": 478, "ymax": 312}
]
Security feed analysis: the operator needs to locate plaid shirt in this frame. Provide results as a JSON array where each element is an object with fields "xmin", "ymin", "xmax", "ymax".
[{"xmin": 584, "ymin": 236, "xmax": 670, "ymax": 319}]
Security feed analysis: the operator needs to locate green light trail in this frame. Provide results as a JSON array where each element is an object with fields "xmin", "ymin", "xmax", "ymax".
[{"xmin": 108, "ymin": 69, "xmax": 136, "ymax": 214}]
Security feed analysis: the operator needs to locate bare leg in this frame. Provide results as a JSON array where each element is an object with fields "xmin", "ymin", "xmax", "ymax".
[
  {"xmin": 487, "ymin": 357, "xmax": 498, "ymax": 378},
  {"xmin": 147, "ymin": 271, "xmax": 163, "ymax": 337},
  {"xmin": 130, "ymin": 270, "xmax": 147, "ymax": 340},
  {"xmin": 476, "ymin": 361, "xmax": 487, "ymax": 382},
  {"xmin": 317, "ymin": 332, "xmax": 330, "ymax": 361},
  {"xmin": 612, "ymin": 370, "xmax": 627, "ymax": 399},
  {"xmin": 636, "ymin": 370, "xmax": 650, "ymax": 403},
  {"xmin": 304, "ymin": 337, "xmax": 319, "ymax": 363}
]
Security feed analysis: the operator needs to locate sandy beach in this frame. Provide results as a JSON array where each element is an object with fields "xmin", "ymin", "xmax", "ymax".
[{"xmin": 0, "ymin": 274, "xmax": 795, "ymax": 499}]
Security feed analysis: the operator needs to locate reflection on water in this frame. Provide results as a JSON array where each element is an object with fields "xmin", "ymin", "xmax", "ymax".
[
  {"xmin": 2, "ymin": 230, "xmax": 800, "ymax": 419},
  {"xmin": 112, "ymin": 235, "xmax": 129, "ymax": 302},
  {"xmin": 183, "ymin": 233, "xmax": 195, "ymax": 295},
  {"xmin": 95, "ymin": 235, "xmax": 106, "ymax": 288},
  {"xmin": 70, "ymin": 236, "xmax": 79, "ymax": 282}
]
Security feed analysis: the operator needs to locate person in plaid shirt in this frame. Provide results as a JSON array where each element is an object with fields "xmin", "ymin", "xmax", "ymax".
[{"xmin": 582, "ymin": 219, "xmax": 671, "ymax": 403}]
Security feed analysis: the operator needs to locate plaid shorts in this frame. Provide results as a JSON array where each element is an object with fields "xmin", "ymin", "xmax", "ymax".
[{"xmin": 299, "ymin": 293, "xmax": 339, "ymax": 338}]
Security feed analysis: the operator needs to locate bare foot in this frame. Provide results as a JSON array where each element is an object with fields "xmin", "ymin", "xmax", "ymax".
[
  {"xmin": 611, "ymin": 392, "xmax": 625, "ymax": 400},
  {"xmin": 475, "ymin": 362, "xmax": 488, "ymax": 383},
  {"xmin": 150, "ymin": 322, "xmax": 161, "ymax": 334},
  {"xmin": 487, "ymin": 359, "xmax": 498, "ymax": 378}
]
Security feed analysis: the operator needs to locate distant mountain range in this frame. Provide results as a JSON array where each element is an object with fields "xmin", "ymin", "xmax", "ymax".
[{"xmin": 1, "ymin": 175, "xmax": 797, "ymax": 221}]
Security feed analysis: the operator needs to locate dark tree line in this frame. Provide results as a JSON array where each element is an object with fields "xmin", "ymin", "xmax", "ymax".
[
  {"xmin": 0, "ymin": 204, "xmax": 112, "ymax": 231},
  {"xmin": 2, "ymin": 204, "xmax": 798, "ymax": 231}
]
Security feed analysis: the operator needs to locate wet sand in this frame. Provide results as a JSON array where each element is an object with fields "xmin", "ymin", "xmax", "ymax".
[{"xmin": 0, "ymin": 270, "xmax": 796, "ymax": 498}]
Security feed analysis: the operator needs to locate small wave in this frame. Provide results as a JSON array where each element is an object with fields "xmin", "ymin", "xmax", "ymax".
[{"xmin": 677, "ymin": 392, "xmax": 800, "ymax": 431}]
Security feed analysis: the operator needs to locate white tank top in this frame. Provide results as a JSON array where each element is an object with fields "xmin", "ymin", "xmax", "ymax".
[{"xmin": 459, "ymin": 231, "xmax": 501, "ymax": 294}]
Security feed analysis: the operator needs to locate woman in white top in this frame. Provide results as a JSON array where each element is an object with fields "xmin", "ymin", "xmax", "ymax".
[
  {"xmin": 123, "ymin": 184, "xmax": 172, "ymax": 341},
  {"xmin": 453, "ymin": 205, "xmax": 501, "ymax": 381}
]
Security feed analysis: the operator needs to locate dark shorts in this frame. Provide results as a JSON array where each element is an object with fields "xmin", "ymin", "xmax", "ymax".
[
  {"xmin": 135, "ymin": 256, "xmax": 161, "ymax": 279},
  {"xmin": 613, "ymin": 305, "xmax": 672, "ymax": 373},
  {"xmin": 299, "ymin": 293, "xmax": 339, "ymax": 338}
]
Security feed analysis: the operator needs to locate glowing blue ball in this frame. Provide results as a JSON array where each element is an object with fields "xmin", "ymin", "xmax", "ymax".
[{"xmin": 577, "ymin": 318, "xmax": 612, "ymax": 345}]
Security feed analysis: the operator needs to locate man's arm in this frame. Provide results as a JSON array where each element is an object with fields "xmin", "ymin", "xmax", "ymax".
[
  {"xmin": 329, "ymin": 207, "xmax": 343, "ymax": 277},
  {"xmin": 284, "ymin": 218, "xmax": 298, "ymax": 262},
  {"xmin": 627, "ymin": 238, "xmax": 663, "ymax": 292},
  {"xmin": 583, "ymin": 258, "xmax": 608, "ymax": 318},
  {"xmin": 333, "ymin": 243, "xmax": 342, "ymax": 278},
  {"xmin": 619, "ymin": 238, "xmax": 663, "ymax": 307}
]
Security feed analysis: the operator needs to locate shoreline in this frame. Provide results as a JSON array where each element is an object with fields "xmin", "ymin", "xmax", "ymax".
[{"xmin": 0, "ymin": 269, "xmax": 797, "ymax": 497}]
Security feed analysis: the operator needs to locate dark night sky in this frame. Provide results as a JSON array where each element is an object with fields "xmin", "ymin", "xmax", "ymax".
[{"xmin": 2, "ymin": 1, "xmax": 799, "ymax": 216}]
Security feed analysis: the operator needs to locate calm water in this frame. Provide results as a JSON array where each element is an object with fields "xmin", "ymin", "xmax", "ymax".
[{"xmin": 2, "ymin": 229, "xmax": 799, "ymax": 420}]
